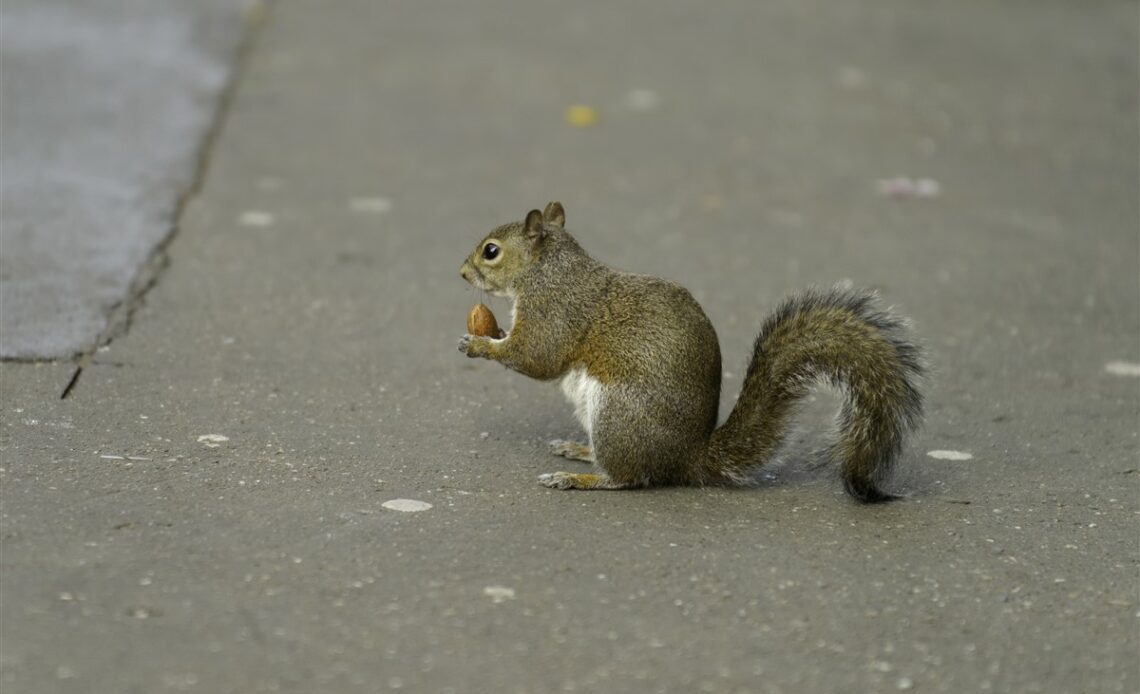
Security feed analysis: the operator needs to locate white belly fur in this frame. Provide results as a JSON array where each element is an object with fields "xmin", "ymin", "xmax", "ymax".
[{"xmin": 559, "ymin": 368, "xmax": 604, "ymax": 444}]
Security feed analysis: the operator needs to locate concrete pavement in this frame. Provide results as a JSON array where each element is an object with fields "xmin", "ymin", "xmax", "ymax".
[
  {"xmin": 0, "ymin": 0, "xmax": 251, "ymax": 359},
  {"xmin": 1, "ymin": 1, "xmax": 1137, "ymax": 692}
]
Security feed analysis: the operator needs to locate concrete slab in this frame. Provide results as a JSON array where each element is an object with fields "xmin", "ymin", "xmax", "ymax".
[
  {"xmin": 1, "ymin": 1, "xmax": 1137, "ymax": 693},
  {"xmin": 0, "ymin": 0, "xmax": 252, "ymax": 359}
]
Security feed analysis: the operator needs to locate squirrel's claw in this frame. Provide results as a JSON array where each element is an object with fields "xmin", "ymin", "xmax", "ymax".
[{"xmin": 457, "ymin": 334, "xmax": 474, "ymax": 356}]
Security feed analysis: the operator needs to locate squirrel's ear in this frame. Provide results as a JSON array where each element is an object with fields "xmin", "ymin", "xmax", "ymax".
[
  {"xmin": 524, "ymin": 209, "xmax": 545, "ymax": 240},
  {"xmin": 542, "ymin": 201, "xmax": 565, "ymax": 229}
]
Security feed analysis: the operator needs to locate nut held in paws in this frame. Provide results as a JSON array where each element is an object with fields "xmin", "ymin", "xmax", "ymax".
[{"xmin": 467, "ymin": 303, "xmax": 505, "ymax": 338}]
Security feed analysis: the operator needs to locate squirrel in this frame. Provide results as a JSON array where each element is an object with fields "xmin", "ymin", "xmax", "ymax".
[{"xmin": 458, "ymin": 202, "xmax": 924, "ymax": 502}]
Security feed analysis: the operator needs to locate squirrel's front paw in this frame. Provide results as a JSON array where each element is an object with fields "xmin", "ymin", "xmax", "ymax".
[{"xmin": 458, "ymin": 333, "xmax": 488, "ymax": 358}]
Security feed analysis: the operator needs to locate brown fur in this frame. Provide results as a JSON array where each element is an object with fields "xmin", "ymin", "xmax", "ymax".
[{"xmin": 459, "ymin": 203, "xmax": 924, "ymax": 502}]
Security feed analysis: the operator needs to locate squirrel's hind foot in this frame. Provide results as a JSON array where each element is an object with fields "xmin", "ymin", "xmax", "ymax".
[
  {"xmin": 548, "ymin": 439, "xmax": 595, "ymax": 463},
  {"xmin": 538, "ymin": 472, "xmax": 631, "ymax": 490}
]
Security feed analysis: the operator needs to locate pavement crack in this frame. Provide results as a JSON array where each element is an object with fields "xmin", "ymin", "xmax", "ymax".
[
  {"xmin": 57, "ymin": 4, "xmax": 271, "ymax": 400},
  {"xmin": 59, "ymin": 362, "xmax": 87, "ymax": 400}
]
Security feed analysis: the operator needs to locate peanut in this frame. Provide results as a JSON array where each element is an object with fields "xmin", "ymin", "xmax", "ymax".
[{"xmin": 467, "ymin": 303, "xmax": 505, "ymax": 338}]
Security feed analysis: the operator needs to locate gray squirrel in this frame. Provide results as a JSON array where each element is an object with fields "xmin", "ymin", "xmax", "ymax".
[{"xmin": 459, "ymin": 202, "xmax": 924, "ymax": 502}]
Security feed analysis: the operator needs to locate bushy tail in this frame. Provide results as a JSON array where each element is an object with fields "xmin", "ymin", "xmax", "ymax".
[{"xmin": 707, "ymin": 288, "xmax": 924, "ymax": 502}]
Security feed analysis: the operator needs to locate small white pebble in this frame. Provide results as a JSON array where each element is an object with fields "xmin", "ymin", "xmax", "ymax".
[
  {"xmin": 349, "ymin": 197, "xmax": 393, "ymax": 214},
  {"xmin": 897, "ymin": 677, "xmax": 914, "ymax": 690},
  {"xmin": 483, "ymin": 585, "xmax": 516, "ymax": 603},
  {"xmin": 381, "ymin": 498, "xmax": 432, "ymax": 513},
  {"xmin": 197, "ymin": 434, "xmax": 229, "ymax": 448},
  {"xmin": 239, "ymin": 210, "xmax": 275, "ymax": 227},
  {"xmin": 479, "ymin": 432, "xmax": 490, "ymax": 440},
  {"xmin": 876, "ymin": 176, "xmax": 941, "ymax": 199},
  {"xmin": 1104, "ymin": 361, "xmax": 1140, "ymax": 377},
  {"xmin": 927, "ymin": 450, "xmax": 973, "ymax": 461}
]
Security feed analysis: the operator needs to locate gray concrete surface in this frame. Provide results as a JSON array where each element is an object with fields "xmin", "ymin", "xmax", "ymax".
[
  {"xmin": 0, "ymin": 0, "xmax": 251, "ymax": 359},
  {"xmin": 1, "ymin": 1, "xmax": 1137, "ymax": 693}
]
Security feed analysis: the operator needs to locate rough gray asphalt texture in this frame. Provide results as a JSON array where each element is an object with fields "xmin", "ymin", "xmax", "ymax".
[
  {"xmin": 2, "ymin": 1, "xmax": 1138, "ymax": 693},
  {"xmin": 0, "ymin": 0, "xmax": 250, "ymax": 359}
]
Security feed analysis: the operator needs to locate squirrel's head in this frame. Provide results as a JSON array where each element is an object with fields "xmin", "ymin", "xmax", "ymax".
[{"xmin": 459, "ymin": 201, "xmax": 566, "ymax": 297}]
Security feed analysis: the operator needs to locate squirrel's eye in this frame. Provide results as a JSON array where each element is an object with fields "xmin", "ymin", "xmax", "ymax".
[{"xmin": 482, "ymin": 243, "xmax": 500, "ymax": 261}]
